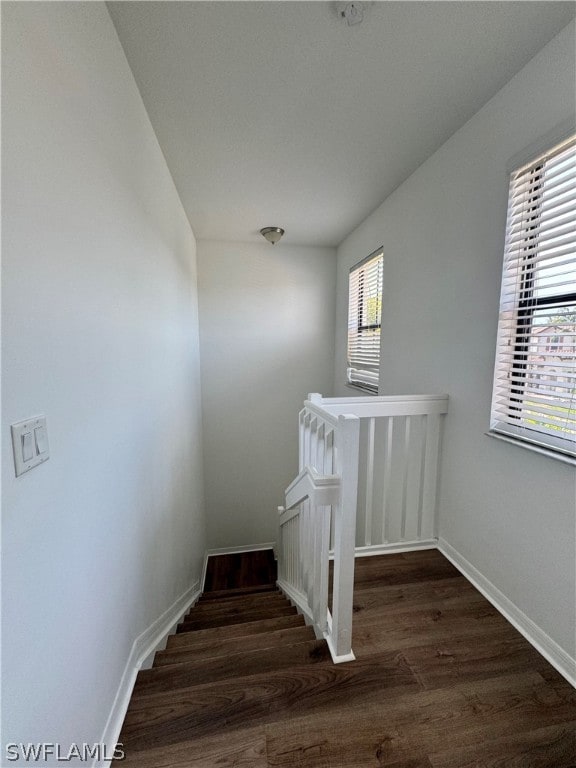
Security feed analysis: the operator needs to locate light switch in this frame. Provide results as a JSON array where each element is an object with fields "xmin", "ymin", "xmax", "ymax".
[
  {"xmin": 11, "ymin": 415, "xmax": 50, "ymax": 477},
  {"xmin": 34, "ymin": 425, "xmax": 49, "ymax": 455},
  {"xmin": 21, "ymin": 432, "xmax": 35, "ymax": 462}
]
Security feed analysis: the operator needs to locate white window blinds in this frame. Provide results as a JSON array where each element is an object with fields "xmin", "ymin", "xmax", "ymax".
[
  {"xmin": 347, "ymin": 249, "xmax": 384, "ymax": 393},
  {"xmin": 490, "ymin": 134, "xmax": 576, "ymax": 459}
]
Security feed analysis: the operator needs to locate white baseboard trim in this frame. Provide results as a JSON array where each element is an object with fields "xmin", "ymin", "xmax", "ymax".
[
  {"xmin": 353, "ymin": 539, "xmax": 438, "ymax": 557},
  {"xmin": 201, "ymin": 543, "xmax": 276, "ymax": 591},
  {"xmin": 438, "ymin": 538, "xmax": 576, "ymax": 689},
  {"xmin": 96, "ymin": 580, "xmax": 200, "ymax": 768},
  {"xmin": 325, "ymin": 633, "xmax": 356, "ymax": 665}
]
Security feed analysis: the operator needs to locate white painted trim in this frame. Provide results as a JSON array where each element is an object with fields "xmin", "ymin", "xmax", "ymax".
[
  {"xmin": 485, "ymin": 430, "xmax": 576, "ymax": 466},
  {"xmin": 200, "ymin": 551, "xmax": 209, "ymax": 593},
  {"xmin": 325, "ymin": 633, "xmax": 356, "ymax": 664},
  {"xmin": 97, "ymin": 580, "xmax": 200, "ymax": 768},
  {"xmin": 353, "ymin": 539, "xmax": 438, "ymax": 557},
  {"xmin": 325, "ymin": 539, "xmax": 438, "ymax": 559},
  {"xmin": 438, "ymin": 538, "xmax": 576, "ymax": 689},
  {"xmin": 284, "ymin": 467, "xmax": 340, "ymax": 512}
]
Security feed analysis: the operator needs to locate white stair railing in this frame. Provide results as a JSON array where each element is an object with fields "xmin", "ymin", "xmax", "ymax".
[
  {"xmin": 277, "ymin": 392, "xmax": 448, "ymax": 664},
  {"xmin": 278, "ymin": 406, "xmax": 360, "ymax": 663}
]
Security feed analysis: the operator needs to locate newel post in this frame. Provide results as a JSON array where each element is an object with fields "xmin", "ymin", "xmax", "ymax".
[{"xmin": 330, "ymin": 413, "xmax": 360, "ymax": 662}]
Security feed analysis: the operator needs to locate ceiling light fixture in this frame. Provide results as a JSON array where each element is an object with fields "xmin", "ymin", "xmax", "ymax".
[
  {"xmin": 341, "ymin": 2, "xmax": 364, "ymax": 26},
  {"xmin": 260, "ymin": 227, "xmax": 285, "ymax": 245}
]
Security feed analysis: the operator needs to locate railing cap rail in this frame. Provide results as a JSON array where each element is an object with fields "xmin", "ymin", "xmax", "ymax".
[
  {"xmin": 283, "ymin": 465, "xmax": 340, "ymax": 514},
  {"xmin": 305, "ymin": 393, "xmax": 449, "ymax": 420}
]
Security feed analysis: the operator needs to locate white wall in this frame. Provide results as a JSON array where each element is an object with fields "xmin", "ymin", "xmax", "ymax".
[
  {"xmin": 335, "ymin": 23, "xmax": 576, "ymax": 658},
  {"xmin": 197, "ymin": 240, "xmax": 336, "ymax": 548},
  {"xmin": 1, "ymin": 3, "xmax": 205, "ymax": 759}
]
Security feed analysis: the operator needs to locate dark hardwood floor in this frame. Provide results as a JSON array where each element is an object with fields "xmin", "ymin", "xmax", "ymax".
[{"xmin": 119, "ymin": 550, "xmax": 576, "ymax": 767}]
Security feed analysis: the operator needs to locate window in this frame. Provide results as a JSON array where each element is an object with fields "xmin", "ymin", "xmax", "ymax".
[
  {"xmin": 347, "ymin": 248, "xmax": 384, "ymax": 393},
  {"xmin": 490, "ymin": 134, "xmax": 576, "ymax": 460}
]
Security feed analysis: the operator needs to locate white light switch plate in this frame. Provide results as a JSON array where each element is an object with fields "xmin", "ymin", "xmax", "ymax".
[{"xmin": 11, "ymin": 415, "xmax": 50, "ymax": 477}]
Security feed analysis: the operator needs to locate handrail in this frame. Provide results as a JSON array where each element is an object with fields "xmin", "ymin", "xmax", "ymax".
[
  {"xmin": 283, "ymin": 466, "xmax": 340, "ymax": 511},
  {"xmin": 305, "ymin": 392, "xmax": 449, "ymax": 419}
]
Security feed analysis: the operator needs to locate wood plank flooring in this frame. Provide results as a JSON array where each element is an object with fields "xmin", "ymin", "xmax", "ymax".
[{"xmin": 118, "ymin": 550, "xmax": 576, "ymax": 766}]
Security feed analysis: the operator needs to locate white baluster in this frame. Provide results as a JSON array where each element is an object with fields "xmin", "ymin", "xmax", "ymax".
[
  {"xmin": 298, "ymin": 409, "xmax": 305, "ymax": 472},
  {"xmin": 286, "ymin": 520, "xmax": 294, "ymax": 585},
  {"xmin": 400, "ymin": 415, "xmax": 412, "ymax": 541},
  {"xmin": 295, "ymin": 517, "xmax": 300, "ymax": 589},
  {"xmin": 317, "ymin": 504, "xmax": 330, "ymax": 634},
  {"xmin": 364, "ymin": 417, "xmax": 375, "ymax": 547},
  {"xmin": 304, "ymin": 500, "xmax": 311, "ymax": 595},
  {"xmin": 310, "ymin": 417, "xmax": 318, "ymax": 471},
  {"xmin": 381, "ymin": 416, "xmax": 394, "ymax": 544},
  {"xmin": 416, "ymin": 414, "xmax": 428, "ymax": 540},
  {"xmin": 278, "ymin": 506, "xmax": 284, "ymax": 580},
  {"xmin": 303, "ymin": 412, "xmax": 312, "ymax": 468},
  {"xmin": 311, "ymin": 507, "xmax": 319, "ymax": 618},
  {"xmin": 317, "ymin": 422, "xmax": 325, "ymax": 474},
  {"xmin": 430, "ymin": 413, "xmax": 443, "ymax": 539},
  {"xmin": 326, "ymin": 428, "xmax": 334, "ymax": 474}
]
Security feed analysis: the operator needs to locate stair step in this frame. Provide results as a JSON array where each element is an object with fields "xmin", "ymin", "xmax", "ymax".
[
  {"xmin": 120, "ymin": 653, "xmax": 418, "ymax": 752},
  {"xmin": 200, "ymin": 583, "xmax": 277, "ymax": 600},
  {"xmin": 154, "ymin": 624, "xmax": 316, "ymax": 667},
  {"xmin": 177, "ymin": 605, "xmax": 296, "ymax": 633},
  {"xmin": 167, "ymin": 614, "xmax": 305, "ymax": 650},
  {"xmin": 136, "ymin": 638, "xmax": 330, "ymax": 694},
  {"xmin": 197, "ymin": 587, "xmax": 283, "ymax": 607},
  {"xmin": 183, "ymin": 592, "xmax": 288, "ymax": 620}
]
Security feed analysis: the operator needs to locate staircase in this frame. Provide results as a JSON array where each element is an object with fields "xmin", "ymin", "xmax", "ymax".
[{"xmin": 118, "ymin": 555, "xmax": 332, "ymax": 765}]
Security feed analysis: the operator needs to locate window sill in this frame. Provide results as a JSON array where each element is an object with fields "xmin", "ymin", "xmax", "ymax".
[
  {"xmin": 345, "ymin": 382, "xmax": 378, "ymax": 395},
  {"xmin": 485, "ymin": 430, "xmax": 576, "ymax": 466}
]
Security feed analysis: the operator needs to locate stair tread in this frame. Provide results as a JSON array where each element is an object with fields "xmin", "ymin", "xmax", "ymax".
[
  {"xmin": 155, "ymin": 625, "xmax": 315, "ymax": 666},
  {"xmin": 177, "ymin": 605, "xmax": 296, "ymax": 633},
  {"xmin": 197, "ymin": 587, "xmax": 282, "ymax": 606},
  {"xmin": 120, "ymin": 653, "xmax": 419, "ymax": 752},
  {"xmin": 167, "ymin": 614, "xmax": 305, "ymax": 649},
  {"xmin": 200, "ymin": 583, "xmax": 277, "ymax": 600},
  {"xmin": 136, "ymin": 638, "xmax": 330, "ymax": 694},
  {"xmin": 183, "ymin": 592, "xmax": 288, "ymax": 619}
]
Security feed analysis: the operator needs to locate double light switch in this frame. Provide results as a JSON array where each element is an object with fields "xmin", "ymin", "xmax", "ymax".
[{"xmin": 11, "ymin": 416, "xmax": 50, "ymax": 476}]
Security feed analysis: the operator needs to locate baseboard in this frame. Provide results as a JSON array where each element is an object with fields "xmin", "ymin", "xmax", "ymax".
[
  {"xmin": 438, "ymin": 538, "xmax": 576, "ymax": 689},
  {"xmin": 325, "ymin": 633, "xmax": 356, "ymax": 664},
  {"xmin": 201, "ymin": 543, "xmax": 276, "ymax": 591},
  {"xmin": 96, "ymin": 579, "xmax": 200, "ymax": 768},
  {"xmin": 353, "ymin": 539, "xmax": 438, "ymax": 557}
]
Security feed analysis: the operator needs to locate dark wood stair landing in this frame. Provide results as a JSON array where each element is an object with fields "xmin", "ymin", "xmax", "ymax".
[
  {"xmin": 203, "ymin": 548, "xmax": 277, "ymax": 593},
  {"xmin": 118, "ymin": 549, "xmax": 576, "ymax": 767}
]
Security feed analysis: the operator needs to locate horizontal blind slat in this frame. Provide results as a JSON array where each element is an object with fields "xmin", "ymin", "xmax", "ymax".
[
  {"xmin": 347, "ymin": 250, "xmax": 383, "ymax": 390},
  {"xmin": 490, "ymin": 134, "xmax": 576, "ymax": 457}
]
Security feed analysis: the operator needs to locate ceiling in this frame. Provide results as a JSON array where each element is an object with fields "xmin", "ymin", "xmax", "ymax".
[{"xmin": 108, "ymin": 1, "xmax": 575, "ymax": 247}]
